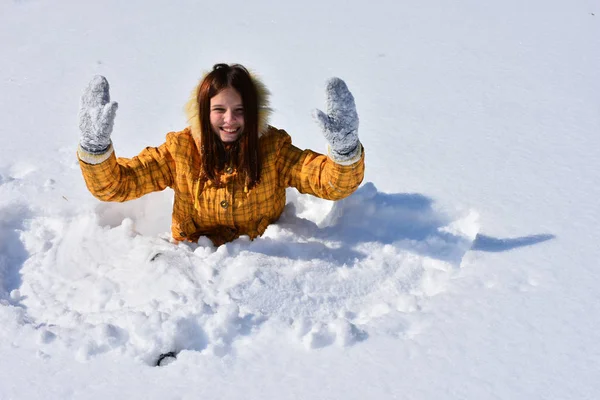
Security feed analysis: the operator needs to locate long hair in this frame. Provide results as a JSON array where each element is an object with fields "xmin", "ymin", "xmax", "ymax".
[{"xmin": 197, "ymin": 63, "xmax": 261, "ymax": 189}]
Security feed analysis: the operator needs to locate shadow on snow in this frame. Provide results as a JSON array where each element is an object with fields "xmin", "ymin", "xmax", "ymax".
[
  {"xmin": 472, "ymin": 233, "xmax": 555, "ymax": 252},
  {"xmin": 250, "ymin": 182, "xmax": 555, "ymax": 264},
  {"xmin": 0, "ymin": 203, "xmax": 31, "ymax": 301}
]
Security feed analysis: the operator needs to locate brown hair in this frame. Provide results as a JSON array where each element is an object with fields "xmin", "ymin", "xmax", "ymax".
[{"xmin": 197, "ymin": 63, "xmax": 261, "ymax": 189}]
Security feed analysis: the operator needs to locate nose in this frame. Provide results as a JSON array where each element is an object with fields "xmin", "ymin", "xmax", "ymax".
[{"xmin": 224, "ymin": 109, "xmax": 237, "ymax": 124}]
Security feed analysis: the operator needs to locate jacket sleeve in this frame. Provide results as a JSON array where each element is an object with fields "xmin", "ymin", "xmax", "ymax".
[
  {"xmin": 78, "ymin": 139, "xmax": 175, "ymax": 202},
  {"xmin": 276, "ymin": 130, "xmax": 365, "ymax": 201}
]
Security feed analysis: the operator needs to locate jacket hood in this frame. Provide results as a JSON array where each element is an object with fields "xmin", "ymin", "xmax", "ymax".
[{"xmin": 184, "ymin": 70, "xmax": 272, "ymax": 150}]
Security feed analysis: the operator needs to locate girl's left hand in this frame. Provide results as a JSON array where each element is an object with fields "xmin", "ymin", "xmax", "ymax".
[{"xmin": 313, "ymin": 77, "xmax": 360, "ymax": 164}]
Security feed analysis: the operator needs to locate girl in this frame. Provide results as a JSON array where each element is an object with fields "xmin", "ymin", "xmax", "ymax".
[{"xmin": 78, "ymin": 63, "xmax": 364, "ymax": 246}]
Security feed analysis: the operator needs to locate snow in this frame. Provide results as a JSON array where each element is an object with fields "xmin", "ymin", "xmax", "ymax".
[{"xmin": 1, "ymin": 0, "xmax": 599, "ymax": 398}]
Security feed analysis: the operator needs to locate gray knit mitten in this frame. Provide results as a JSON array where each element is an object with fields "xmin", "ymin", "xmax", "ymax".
[
  {"xmin": 78, "ymin": 75, "xmax": 118, "ymax": 154},
  {"xmin": 313, "ymin": 77, "xmax": 360, "ymax": 164}
]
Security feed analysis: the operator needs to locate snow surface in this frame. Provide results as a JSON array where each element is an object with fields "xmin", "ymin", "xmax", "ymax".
[{"xmin": 1, "ymin": 0, "xmax": 599, "ymax": 398}]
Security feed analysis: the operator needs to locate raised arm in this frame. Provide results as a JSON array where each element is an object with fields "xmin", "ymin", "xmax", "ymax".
[
  {"xmin": 277, "ymin": 77, "xmax": 364, "ymax": 200},
  {"xmin": 77, "ymin": 76, "xmax": 174, "ymax": 202}
]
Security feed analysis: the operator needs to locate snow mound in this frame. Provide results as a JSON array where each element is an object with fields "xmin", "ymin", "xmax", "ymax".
[{"xmin": 9, "ymin": 183, "xmax": 478, "ymax": 365}]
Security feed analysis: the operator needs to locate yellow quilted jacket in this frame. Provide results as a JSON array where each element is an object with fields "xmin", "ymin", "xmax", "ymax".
[
  {"xmin": 79, "ymin": 127, "xmax": 364, "ymax": 245},
  {"xmin": 78, "ymin": 76, "xmax": 365, "ymax": 246}
]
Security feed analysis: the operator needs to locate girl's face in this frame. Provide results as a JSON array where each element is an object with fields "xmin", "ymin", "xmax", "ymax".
[{"xmin": 210, "ymin": 87, "xmax": 245, "ymax": 143}]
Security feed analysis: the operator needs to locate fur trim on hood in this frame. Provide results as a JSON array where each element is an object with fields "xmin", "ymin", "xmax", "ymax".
[{"xmin": 184, "ymin": 69, "xmax": 272, "ymax": 151}]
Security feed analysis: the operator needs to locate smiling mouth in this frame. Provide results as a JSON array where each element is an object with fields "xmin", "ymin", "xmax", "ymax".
[{"xmin": 221, "ymin": 127, "xmax": 240, "ymax": 133}]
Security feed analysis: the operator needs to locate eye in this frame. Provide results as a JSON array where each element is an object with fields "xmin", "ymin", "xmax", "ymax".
[
  {"xmin": 234, "ymin": 108, "xmax": 244, "ymax": 115},
  {"xmin": 211, "ymin": 108, "xmax": 225, "ymax": 113}
]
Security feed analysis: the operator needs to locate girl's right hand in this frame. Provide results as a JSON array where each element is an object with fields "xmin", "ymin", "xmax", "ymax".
[{"xmin": 78, "ymin": 75, "xmax": 118, "ymax": 154}]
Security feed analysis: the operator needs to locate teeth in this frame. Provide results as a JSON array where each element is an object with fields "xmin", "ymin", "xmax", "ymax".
[{"xmin": 222, "ymin": 128, "xmax": 237, "ymax": 133}]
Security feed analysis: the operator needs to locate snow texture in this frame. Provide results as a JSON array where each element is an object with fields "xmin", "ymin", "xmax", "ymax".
[
  {"xmin": 78, "ymin": 75, "xmax": 118, "ymax": 154},
  {"xmin": 1, "ymin": 0, "xmax": 599, "ymax": 398},
  {"xmin": 12, "ymin": 183, "xmax": 476, "ymax": 365}
]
